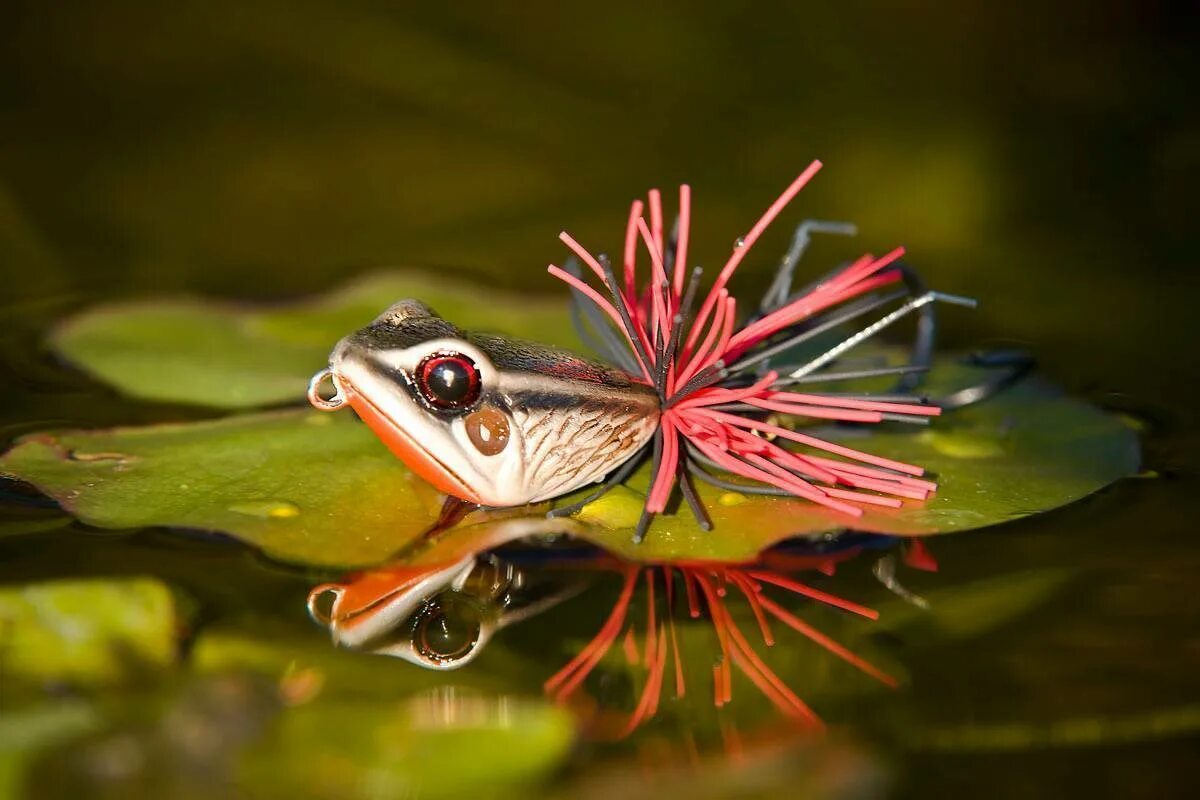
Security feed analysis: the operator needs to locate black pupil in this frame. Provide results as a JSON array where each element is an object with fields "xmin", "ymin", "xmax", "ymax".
[
  {"xmin": 415, "ymin": 599, "xmax": 480, "ymax": 662},
  {"xmin": 425, "ymin": 358, "xmax": 473, "ymax": 405}
]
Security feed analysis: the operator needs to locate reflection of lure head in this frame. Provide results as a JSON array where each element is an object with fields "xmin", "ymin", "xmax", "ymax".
[
  {"xmin": 308, "ymin": 554, "xmax": 584, "ymax": 670},
  {"xmin": 308, "ymin": 557, "xmax": 484, "ymax": 670},
  {"xmin": 309, "ymin": 300, "xmax": 659, "ymax": 508}
]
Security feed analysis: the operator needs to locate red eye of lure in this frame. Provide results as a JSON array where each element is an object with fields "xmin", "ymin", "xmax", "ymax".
[
  {"xmin": 548, "ymin": 159, "xmax": 975, "ymax": 541},
  {"xmin": 417, "ymin": 353, "xmax": 481, "ymax": 409}
]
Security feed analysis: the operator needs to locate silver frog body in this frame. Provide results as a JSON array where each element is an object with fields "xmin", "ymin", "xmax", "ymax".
[{"xmin": 316, "ymin": 300, "xmax": 659, "ymax": 507}]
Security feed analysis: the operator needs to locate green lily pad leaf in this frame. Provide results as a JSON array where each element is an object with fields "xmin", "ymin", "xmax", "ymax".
[
  {"xmin": 0, "ymin": 410, "xmax": 447, "ymax": 568},
  {"xmin": 0, "ymin": 577, "xmax": 178, "ymax": 686},
  {"xmin": 238, "ymin": 692, "xmax": 574, "ymax": 800},
  {"xmin": 51, "ymin": 271, "xmax": 578, "ymax": 409},
  {"xmin": 0, "ymin": 355, "xmax": 1139, "ymax": 565}
]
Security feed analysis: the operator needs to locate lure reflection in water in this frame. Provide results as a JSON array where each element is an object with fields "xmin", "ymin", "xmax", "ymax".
[
  {"xmin": 308, "ymin": 534, "xmax": 936, "ymax": 738},
  {"xmin": 307, "ymin": 552, "xmax": 588, "ymax": 670}
]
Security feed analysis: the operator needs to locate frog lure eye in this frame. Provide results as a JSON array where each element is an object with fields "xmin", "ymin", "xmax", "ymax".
[{"xmin": 310, "ymin": 159, "xmax": 977, "ymax": 541}]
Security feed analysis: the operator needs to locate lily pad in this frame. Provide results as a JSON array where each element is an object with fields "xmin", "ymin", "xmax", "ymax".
[
  {"xmin": 29, "ymin": 268, "xmax": 1140, "ymax": 563},
  {"xmin": 0, "ymin": 354, "xmax": 1139, "ymax": 565},
  {"xmin": 0, "ymin": 577, "xmax": 178, "ymax": 685},
  {"xmin": 51, "ymin": 271, "xmax": 577, "ymax": 409},
  {"xmin": 0, "ymin": 411, "xmax": 447, "ymax": 568}
]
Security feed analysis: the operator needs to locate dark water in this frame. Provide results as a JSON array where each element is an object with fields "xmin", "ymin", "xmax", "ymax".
[{"xmin": 1, "ymin": 2, "xmax": 1197, "ymax": 798}]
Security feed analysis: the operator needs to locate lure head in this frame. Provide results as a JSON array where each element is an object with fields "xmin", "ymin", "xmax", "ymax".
[{"xmin": 315, "ymin": 301, "xmax": 659, "ymax": 507}]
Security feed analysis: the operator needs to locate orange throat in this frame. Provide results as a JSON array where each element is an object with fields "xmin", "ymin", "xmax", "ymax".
[{"xmin": 343, "ymin": 386, "xmax": 482, "ymax": 504}]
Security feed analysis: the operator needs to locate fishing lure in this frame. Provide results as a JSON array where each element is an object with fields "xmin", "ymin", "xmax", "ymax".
[{"xmin": 308, "ymin": 160, "xmax": 974, "ymax": 541}]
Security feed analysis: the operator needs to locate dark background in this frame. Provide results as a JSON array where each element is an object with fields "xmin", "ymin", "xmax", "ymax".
[
  {"xmin": 1, "ymin": 2, "xmax": 1198, "ymax": 797},
  {"xmin": 3, "ymin": 2, "xmax": 1197, "ymax": 404}
]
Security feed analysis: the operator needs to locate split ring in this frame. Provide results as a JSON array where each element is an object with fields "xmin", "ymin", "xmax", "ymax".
[
  {"xmin": 307, "ymin": 368, "xmax": 347, "ymax": 411},
  {"xmin": 306, "ymin": 583, "xmax": 345, "ymax": 626}
]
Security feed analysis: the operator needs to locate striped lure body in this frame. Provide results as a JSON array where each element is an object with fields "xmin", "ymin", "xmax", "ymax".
[{"xmin": 319, "ymin": 299, "xmax": 659, "ymax": 507}]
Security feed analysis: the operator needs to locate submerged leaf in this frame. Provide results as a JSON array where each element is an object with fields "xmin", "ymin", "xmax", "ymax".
[
  {"xmin": 0, "ymin": 703, "xmax": 100, "ymax": 799},
  {"xmin": 51, "ymin": 272, "xmax": 577, "ymax": 409},
  {"xmin": 238, "ymin": 691, "xmax": 575, "ymax": 800},
  {"xmin": 904, "ymin": 704, "xmax": 1200, "ymax": 752},
  {"xmin": 0, "ymin": 577, "xmax": 178, "ymax": 685},
  {"xmin": 192, "ymin": 623, "xmax": 576, "ymax": 800}
]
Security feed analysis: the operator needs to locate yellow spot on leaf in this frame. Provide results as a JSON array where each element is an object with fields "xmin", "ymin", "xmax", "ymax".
[
  {"xmin": 229, "ymin": 500, "xmax": 301, "ymax": 520},
  {"xmin": 574, "ymin": 486, "xmax": 643, "ymax": 529},
  {"xmin": 918, "ymin": 430, "xmax": 1005, "ymax": 459}
]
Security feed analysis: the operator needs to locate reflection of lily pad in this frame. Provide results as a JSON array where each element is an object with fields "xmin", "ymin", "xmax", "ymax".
[
  {"xmin": 0, "ymin": 512, "xmax": 72, "ymax": 540},
  {"xmin": 0, "ymin": 353, "xmax": 1139, "ymax": 565},
  {"xmin": 51, "ymin": 272, "xmax": 577, "ymax": 409}
]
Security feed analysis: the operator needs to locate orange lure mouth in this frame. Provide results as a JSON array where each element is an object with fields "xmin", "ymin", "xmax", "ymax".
[{"xmin": 340, "ymin": 381, "xmax": 483, "ymax": 505}]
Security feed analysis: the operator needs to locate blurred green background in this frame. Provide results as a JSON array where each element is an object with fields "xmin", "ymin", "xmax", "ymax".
[
  {"xmin": 1, "ymin": 1, "xmax": 1197, "ymax": 798},
  {"xmin": 2, "ymin": 1, "xmax": 1196, "ymax": 401}
]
